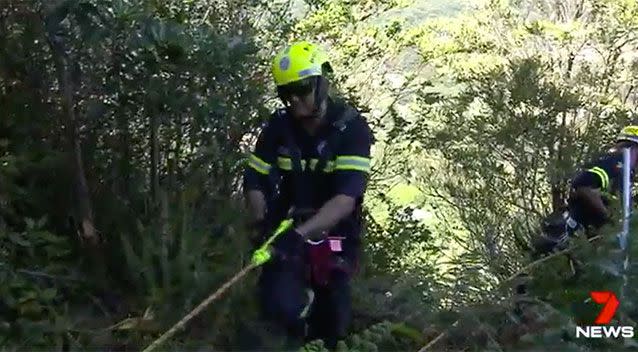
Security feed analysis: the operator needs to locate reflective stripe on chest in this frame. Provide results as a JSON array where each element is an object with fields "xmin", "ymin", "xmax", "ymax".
[{"xmin": 277, "ymin": 156, "xmax": 336, "ymax": 172}]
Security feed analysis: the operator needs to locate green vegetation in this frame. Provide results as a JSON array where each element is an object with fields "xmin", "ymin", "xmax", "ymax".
[{"xmin": 1, "ymin": 0, "xmax": 638, "ymax": 351}]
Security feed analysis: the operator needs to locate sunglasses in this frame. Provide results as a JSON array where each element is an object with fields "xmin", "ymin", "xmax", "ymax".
[{"xmin": 278, "ymin": 78, "xmax": 316, "ymax": 99}]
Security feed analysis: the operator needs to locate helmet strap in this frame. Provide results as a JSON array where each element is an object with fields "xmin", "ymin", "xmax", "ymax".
[{"xmin": 312, "ymin": 76, "xmax": 329, "ymax": 117}]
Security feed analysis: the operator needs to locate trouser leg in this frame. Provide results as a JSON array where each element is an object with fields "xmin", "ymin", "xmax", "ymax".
[
  {"xmin": 307, "ymin": 270, "xmax": 352, "ymax": 350},
  {"xmin": 257, "ymin": 259, "xmax": 311, "ymax": 346}
]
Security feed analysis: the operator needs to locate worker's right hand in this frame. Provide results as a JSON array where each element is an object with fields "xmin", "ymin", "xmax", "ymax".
[
  {"xmin": 251, "ymin": 245, "xmax": 273, "ymax": 266},
  {"xmin": 252, "ymin": 244, "xmax": 296, "ymax": 266},
  {"xmin": 250, "ymin": 218, "xmax": 297, "ymax": 266},
  {"xmin": 278, "ymin": 227, "xmax": 305, "ymax": 254}
]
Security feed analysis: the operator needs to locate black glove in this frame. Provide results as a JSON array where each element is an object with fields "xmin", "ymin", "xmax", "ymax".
[{"xmin": 274, "ymin": 228, "xmax": 305, "ymax": 260}]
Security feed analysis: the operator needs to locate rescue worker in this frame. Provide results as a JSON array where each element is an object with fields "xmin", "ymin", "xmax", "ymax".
[
  {"xmin": 532, "ymin": 125, "xmax": 638, "ymax": 257},
  {"xmin": 242, "ymin": 41, "xmax": 373, "ymax": 350},
  {"xmin": 515, "ymin": 126, "xmax": 638, "ymax": 320}
]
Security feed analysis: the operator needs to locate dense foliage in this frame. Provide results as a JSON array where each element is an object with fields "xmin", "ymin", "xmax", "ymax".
[{"xmin": 1, "ymin": 0, "xmax": 637, "ymax": 351}]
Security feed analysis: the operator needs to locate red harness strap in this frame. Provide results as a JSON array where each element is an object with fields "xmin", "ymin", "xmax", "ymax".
[{"xmin": 306, "ymin": 236, "xmax": 357, "ymax": 286}]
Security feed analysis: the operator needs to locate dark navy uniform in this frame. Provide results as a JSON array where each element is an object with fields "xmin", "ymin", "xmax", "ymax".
[
  {"xmin": 243, "ymin": 98, "xmax": 373, "ymax": 348},
  {"xmin": 569, "ymin": 151, "xmax": 631, "ymax": 229},
  {"xmin": 532, "ymin": 151, "xmax": 632, "ymax": 257}
]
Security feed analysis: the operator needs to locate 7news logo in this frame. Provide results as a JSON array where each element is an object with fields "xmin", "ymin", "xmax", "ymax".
[{"xmin": 576, "ymin": 291, "xmax": 635, "ymax": 339}]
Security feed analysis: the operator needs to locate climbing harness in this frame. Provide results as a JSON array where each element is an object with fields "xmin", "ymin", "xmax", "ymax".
[{"xmin": 276, "ymin": 102, "xmax": 359, "ymax": 211}]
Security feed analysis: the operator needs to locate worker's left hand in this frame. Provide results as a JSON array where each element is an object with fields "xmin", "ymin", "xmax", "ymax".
[{"xmin": 279, "ymin": 227, "xmax": 305, "ymax": 252}]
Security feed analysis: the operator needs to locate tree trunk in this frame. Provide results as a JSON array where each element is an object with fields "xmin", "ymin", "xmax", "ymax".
[
  {"xmin": 551, "ymin": 185, "xmax": 565, "ymax": 211},
  {"xmin": 150, "ymin": 112, "xmax": 160, "ymax": 205},
  {"xmin": 150, "ymin": 109, "xmax": 169, "ymax": 289},
  {"xmin": 44, "ymin": 13, "xmax": 98, "ymax": 247}
]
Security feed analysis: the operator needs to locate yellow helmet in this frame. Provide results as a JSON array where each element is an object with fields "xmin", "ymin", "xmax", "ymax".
[
  {"xmin": 617, "ymin": 125, "xmax": 638, "ymax": 144},
  {"xmin": 271, "ymin": 41, "xmax": 330, "ymax": 87}
]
